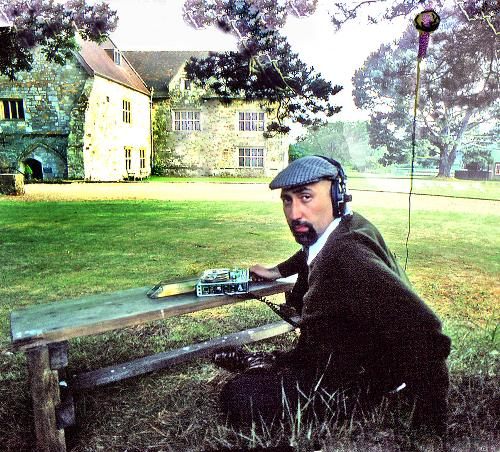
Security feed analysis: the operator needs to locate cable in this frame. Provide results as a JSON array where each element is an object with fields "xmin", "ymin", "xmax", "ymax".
[
  {"xmin": 405, "ymin": 8, "xmax": 441, "ymax": 271},
  {"xmin": 405, "ymin": 58, "xmax": 421, "ymax": 271},
  {"xmin": 349, "ymin": 188, "xmax": 499, "ymax": 203},
  {"xmin": 247, "ymin": 293, "xmax": 300, "ymax": 328}
]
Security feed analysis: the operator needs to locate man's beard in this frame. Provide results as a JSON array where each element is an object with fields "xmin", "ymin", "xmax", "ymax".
[{"xmin": 290, "ymin": 220, "xmax": 319, "ymax": 246}]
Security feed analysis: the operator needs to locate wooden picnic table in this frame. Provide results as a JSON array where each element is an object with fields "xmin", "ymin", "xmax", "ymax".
[{"xmin": 9, "ymin": 278, "xmax": 296, "ymax": 451}]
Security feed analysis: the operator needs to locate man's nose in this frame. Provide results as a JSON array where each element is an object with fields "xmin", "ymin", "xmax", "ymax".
[{"xmin": 287, "ymin": 200, "xmax": 302, "ymax": 220}]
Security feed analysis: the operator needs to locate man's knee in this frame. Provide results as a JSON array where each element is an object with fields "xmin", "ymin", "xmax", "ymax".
[
  {"xmin": 405, "ymin": 360, "xmax": 450, "ymax": 435},
  {"xmin": 220, "ymin": 370, "xmax": 288, "ymax": 428}
]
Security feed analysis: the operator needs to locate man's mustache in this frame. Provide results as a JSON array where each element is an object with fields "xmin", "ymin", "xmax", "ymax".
[{"xmin": 291, "ymin": 220, "xmax": 313, "ymax": 230}]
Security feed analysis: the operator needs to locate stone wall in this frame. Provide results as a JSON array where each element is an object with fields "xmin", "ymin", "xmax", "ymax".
[
  {"xmin": 0, "ymin": 174, "xmax": 24, "ymax": 195},
  {"xmin": 82, "ymin": 76, "xmax": 151, "ymax": 181},
  {"xmin": 150, "ymin": 67, "xmax": 288, "ymax": 177},
  {"xmin": 455, "ymin": 169, "xmax": 492, "ymax": 180},
  {"xmin": 0, "ymin": 49, "xmax": 152, "ymax": 182},
  {"xmin": 154, "ymin": 95, "xmax": 289, "ymax": 176},
  {"xmin": 0, "ymin": 48, "xmax": 88, "ymax": 179}
]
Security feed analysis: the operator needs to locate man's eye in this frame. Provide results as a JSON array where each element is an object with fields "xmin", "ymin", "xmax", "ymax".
[{"xmin": 300, "ymin": 195, "xmax": 311, "ymax": 202}]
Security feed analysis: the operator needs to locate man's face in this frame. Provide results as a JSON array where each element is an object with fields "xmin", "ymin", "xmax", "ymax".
[{"xmin": 280, "ymin": 180, "xmax": 334, "ymax": 246}]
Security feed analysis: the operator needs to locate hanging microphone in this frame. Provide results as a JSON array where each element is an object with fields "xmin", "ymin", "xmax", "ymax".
[{"xmin": 414, "ymin": 9, "xmax": 441, "ymax": 60}]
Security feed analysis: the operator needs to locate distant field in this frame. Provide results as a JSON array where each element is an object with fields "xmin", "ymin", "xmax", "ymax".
[
  {"xmin": 147, "ymin": 174, "xmax": 499, "ymax": 200},
  {"xmin": 0, "ymin": 180, "xmax": 498, "ymax": 451}
]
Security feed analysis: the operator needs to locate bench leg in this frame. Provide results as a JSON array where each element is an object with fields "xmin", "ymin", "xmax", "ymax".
[{"xmin": 28, "ymin": 346, "xmax": 67, "ymax": 452}]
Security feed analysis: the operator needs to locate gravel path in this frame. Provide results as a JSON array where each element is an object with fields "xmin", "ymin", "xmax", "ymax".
[
  {"xmin": 20, "ymin": 182, "xmax": 280, "ymax": 202},
  {"xmin": 3, "ymin": 181, "xmax": 497, "ymax": 214}
]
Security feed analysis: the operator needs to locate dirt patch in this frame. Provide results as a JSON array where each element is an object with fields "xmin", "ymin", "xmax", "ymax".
[
  {"xmin": 12, "ymin": 182, "xmax": 280, "ymax": 202},
  {"xmin": 2, "ymin": 182, "xmax": 498, "ymax": 214}
]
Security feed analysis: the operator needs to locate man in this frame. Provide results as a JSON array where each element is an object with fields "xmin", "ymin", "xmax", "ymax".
[{"xmin": 214, "ymin": 156, "xmax": 451, "ymax": 435}]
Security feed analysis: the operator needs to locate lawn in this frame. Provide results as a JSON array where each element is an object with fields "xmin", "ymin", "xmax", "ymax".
[
  {"xmin": 0, "ymin": 182, "xmax": 498, "ymax": 451},
  {"xmin": 147, "ymin": 174, "xmax": 500, "ymax": 201}
]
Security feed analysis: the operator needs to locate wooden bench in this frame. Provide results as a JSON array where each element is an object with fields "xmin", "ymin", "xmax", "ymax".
[{"xmin": 9, "ymin": 278, "xmax": 296, "ymax": 452}]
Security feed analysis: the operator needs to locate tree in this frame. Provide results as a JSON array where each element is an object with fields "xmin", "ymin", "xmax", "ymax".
[
  {"xmin": 290, "ymin": 122, "xmax": 351, "ymax": 163},
  {"xmin": 0, "ymin": 0, "xmax": 117, "ymax": 80},
  {"xmin": 182, "ymin": 0, "xmax": 342, "ymax": 136},
  {"xmin": 290, "ymin": 120, "xmax": 384, "ymax": 170},
  {"xmin": 180, "ymin": 1, "xmax": 498, "ymax": 139},
  {"xmin": 328, "ymin": 1, "xmax": 499, "ymax": 35},
  {"xmin": 353, "ymin": 8, "xmax": 499, "ymax": 177}
]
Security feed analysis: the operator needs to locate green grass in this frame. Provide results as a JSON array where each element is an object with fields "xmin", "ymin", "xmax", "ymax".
[
  {"xmin": 349, "ymin": 174, "xmax": 500, "ymax": 200},
  {"xmin": 146, "ymin": 174, "xmax": 500, "ymax": 200},
  {"xmin": 0, "ymin": 184, "xmax": 498, "ymax": 451},
  {"xmin": 147, "ymin": 175, "xmax": 270, "ymax": 184}
]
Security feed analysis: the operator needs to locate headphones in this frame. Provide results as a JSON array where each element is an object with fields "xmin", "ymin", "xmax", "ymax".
[{"xmin": 315, "ymin": 155, "xmax": 352, "ymax": 218}]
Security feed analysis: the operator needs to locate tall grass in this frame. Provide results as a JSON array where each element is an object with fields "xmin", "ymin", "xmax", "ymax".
[{"xmin": 0, "ymin": 187, "xmax": 498, "ymax": 450}]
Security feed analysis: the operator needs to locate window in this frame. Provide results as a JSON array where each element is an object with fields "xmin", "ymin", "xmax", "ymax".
[
  {"xmin": 180, "ymin": 78, "xmax": 191, "ymax": 90},
  {"xmin": 140, "ymin": 149, "xmax": 146, "ymax": 169},
  {"xmin": 238, "ymin": 148, "xmax": 264, "ymax": 168},
  {"xmin": 173, "ymin": 111, "xmax": 201, "ymax": 131},
  {"xmin": 0, "ymin": 99, "xmax": 25, "ymax": 120},
  {"xmin": 113, "ymin": 49, "xmax": 121, "ymax": 65},
  {"xmin": 125, "ymin": 147, "xmax": 132, "ymax": 171},
  {"xmin": 122, "ymin": 100, "xmax": 131, "ymax": 123},
  {"xmin": 238, "ymin": 112, "xmax": 265, "ymax": 131}
]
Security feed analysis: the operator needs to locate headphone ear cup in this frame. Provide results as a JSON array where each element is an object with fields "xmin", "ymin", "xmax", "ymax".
[
  {"xmin": 331, "ymin": 178, "xmax": 341, "ymax": 217},
  {"xmin": 330, "ymin": 181, "xmax": 337, "ymax": 217}
]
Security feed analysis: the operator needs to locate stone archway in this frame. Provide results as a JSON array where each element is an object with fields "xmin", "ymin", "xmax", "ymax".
[
  {"xmin": 21, "ymin": 144, "xmax": 67, "ymax": 179},
  {"xmin": 23, "ymin": 158, "xmax": 43, "ymax": 180}
]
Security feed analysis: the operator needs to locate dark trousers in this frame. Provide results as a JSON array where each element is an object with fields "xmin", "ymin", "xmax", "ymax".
[
  {"xmin": 220, "ymin": 366, "xmax": 379, "ymax": 429},
  {"xmin": 219, "ymin": 360, "xmax": 449, "ymax": 435},
  {"xmin": 395, "ymin": 359, "xmax": 450, "ymax": 436}
]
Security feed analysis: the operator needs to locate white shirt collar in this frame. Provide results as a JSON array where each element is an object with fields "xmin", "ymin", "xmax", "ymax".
[{"xmin": 306, "ymin": 217, "xmax": 341, "ymax": 265}]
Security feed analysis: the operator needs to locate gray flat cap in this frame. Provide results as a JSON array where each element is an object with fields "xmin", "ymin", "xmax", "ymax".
[{"xmin": 269, "ymin": 156, "xmax": 339, "ymax": 189}]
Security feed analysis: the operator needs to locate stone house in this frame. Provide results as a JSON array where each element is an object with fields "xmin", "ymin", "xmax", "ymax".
[
  {"xmin": 124, "ymin": 51, "xmax": 289, "ymax": 176},
  {"xmin": 0, "ymin": 36, "xmax": 152, "ymax": 181}
]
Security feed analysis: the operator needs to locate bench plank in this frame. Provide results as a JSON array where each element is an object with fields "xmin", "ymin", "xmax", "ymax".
[
  {"xmin": 72, "ymin": 318, "xmax": 298, "ymax": 390},
  {"xmin": 10, "ymin": 279, "xmax": 295, "ymax": 350}
]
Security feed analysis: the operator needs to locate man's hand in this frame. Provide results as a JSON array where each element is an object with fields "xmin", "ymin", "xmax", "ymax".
[
  {"xmin": 250, "ymin": 265, "xmax": 282, "ymax": 281},
  {"xmin": 212, "ymin": 347, "xmax": 277, "ymax": 373}
]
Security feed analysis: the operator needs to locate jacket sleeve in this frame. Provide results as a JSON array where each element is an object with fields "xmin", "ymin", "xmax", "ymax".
[{"xmin": 277, "ymin": 250, "xmax": 307, "ymax": 278}]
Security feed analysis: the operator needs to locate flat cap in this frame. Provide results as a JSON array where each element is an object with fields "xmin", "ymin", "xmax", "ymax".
[{"xmin": 269, "ymin": 155, "xmax": 339, "ymax": 190}]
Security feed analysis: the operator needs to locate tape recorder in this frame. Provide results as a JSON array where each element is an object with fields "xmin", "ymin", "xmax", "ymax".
[{"xmin": 196, "ymin": 268, "xmax": 250, "ymax": 297}]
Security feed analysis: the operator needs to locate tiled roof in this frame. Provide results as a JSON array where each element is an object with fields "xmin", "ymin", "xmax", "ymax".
[
  {"xmin": 75, "ymin": 36, "xmax": 149, "ymax": 96},
  {"xmin": 123, "ymin": 51, "xmax": 209, "ymax": 98}
]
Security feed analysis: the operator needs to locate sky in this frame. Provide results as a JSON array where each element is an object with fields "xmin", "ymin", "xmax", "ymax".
[{"xmin": 107, "ymin": 0, "xmax": 409, "ymax": 121}]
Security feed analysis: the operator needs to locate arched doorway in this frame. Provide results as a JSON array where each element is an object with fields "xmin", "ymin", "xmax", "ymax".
[
  {"xmin": 24, "ymin": 158, "xmax": 43, "ymax": 180},
  {"xmin": 21, "ymin": 144, "xmax": 67, "ymax": 180}
]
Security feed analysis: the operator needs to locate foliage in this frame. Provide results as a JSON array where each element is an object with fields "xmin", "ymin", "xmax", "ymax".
[
  {"xmin": 460, "ymin": 122, "xmax": 498, "ymax": 170},
  {"xmin": 151, "ymin": 102, "xmax": 178, "ymax": 176},
  {"xmin": 290, "ymin": 121, "xmax": 386, "ymax": 171},
  {"xmin": 290, "ymin": 121, "xmax": 350, "ymax": 162},
  {"xmin": 182, "ymin": 0, "xmax": 342, "ymax": 135},
  {"xmin": 353, "ymin": 8, "xmax": 499, "ymax": 177},
  {"xmin": 462, "ymin": 148, "xmax": 494, "ymax": 171},
  {"xmin": 328, "ymin": 1, "xmax": 499, "ymax": 35},
  {"xmin": 0, "ymin": 0, "xmax": 117, "ymax": 80}
]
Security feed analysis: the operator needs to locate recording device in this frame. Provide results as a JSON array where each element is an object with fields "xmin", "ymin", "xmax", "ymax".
[
  {"xmin": 315, "ymin": 155, "xmax": 352, "ymax": 217},
  {"xmin": 196, "ymin": 268, "xmax": 250, "ymax": 297},
  {"xmin": 147, "ymin": 268, "xmax": 251, "ymax": 299}
]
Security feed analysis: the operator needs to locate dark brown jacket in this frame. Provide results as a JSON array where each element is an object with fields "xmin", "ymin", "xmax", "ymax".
[{"xmin": 276, "ymin": 212, "xmax": 451, "ymax": 390}]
